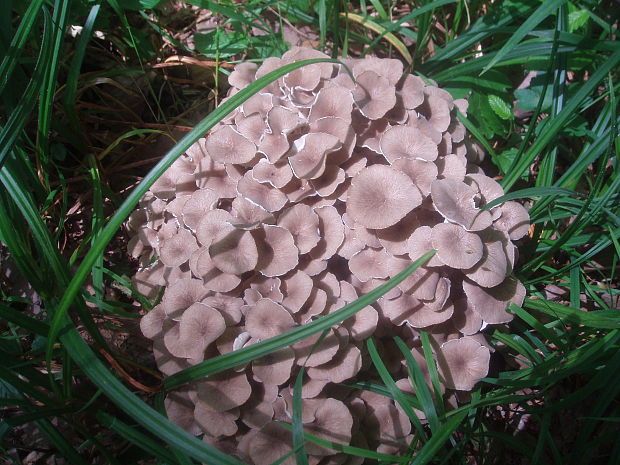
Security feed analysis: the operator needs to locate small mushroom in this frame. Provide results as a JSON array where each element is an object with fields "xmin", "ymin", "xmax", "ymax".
[
  {"xmin": 437, "ymin": 336, "xmax": 490, "ymax": 391},
  {"xmin": 347, "ymin": 165, "xmax": 421, "ymax": 229},
  {"xmin": 431, "ymin": 223, "xmax": 484, "ymax": 270},
  {"xmin": 245, "ymin": 298, "xmax": 296, "ymax": 340}
]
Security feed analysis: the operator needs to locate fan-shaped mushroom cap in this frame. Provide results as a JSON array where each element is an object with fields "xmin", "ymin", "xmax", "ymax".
[
  {"xmin": 202, "ymin": 294, "xmax": 243, "ymax": 326},
  {"xmin": 494, "ymin": 201, "xmax": 530, "ymax": 240},
  {"xmin": 158, "ymin": 228, "xmax": 198, "ymax": 267},
  {"xmin": 431, "ymin": 223, "xmax": 483, "ymax": 269},
  {"xmin": 195, "ymin": 209, "xmax": 233, "ymax": 247},
  {"xmin": 281, "ymin": 46, "xmax": 332, "ymax": 91},
  {"xmin": 375, "ymin": 211, "xmax": 420, "ymax": 256},
  {"xmin": 165, "ymin": 391, "xmax": 202, "ymax": 436},
  {"xmin": 289, "ymin": 132, "xmax": 342, "ymax": 180},
  {"xmin": 140, "ymin": 304, "xmax": 166, "ymax": 340},
  {"xmin": 344, "ymin": 304, "xmax": 378, "ymax": 341},
  {"xmin": 305, "ymin": 398, "xmax": 354, "ymax": 456},
  {"xmin": 150, "ymin": 156, "xmax": 195, "ymax": 200},
  {"xmin": 431, "ymin": 178, "xmax": 492, "ymax": 231},
  {"xmin": 194, "ymin": 377, "xmax": 252, "ymax": 420},
  {"xmin": 177, "ymin": 303, "xmax": 226, "ymax": 361},
  {"xmin": 418, "ymin": 93, "xmax": 452, "ymax": 132},
  {"xmin": 206, "ymin": 125, "xmax": 257, "ymax": 164},
  {"xmin": 194, "ymin": 401, "xmax": 239, "ymax": 437},
  {"xmin": 437, "ymin": 154, "xmax": 467, "ymax": 181},
  {"xmin": 380, "ymin": 293, "xmax": 454, "ymax": 328},
  {"xmin": 463, "ymin": 229, "xmax": 511, "ymax": 287},
  {"xmin": 309, "ymin": 86, "xmax": 354, "ymax": 123},
  {"xmin": 251, "ymin": 159, "xmax": 293, "ymax": 189},
  {"xmin": 366, "ymin": 403, "xmax": 412, "ymax": 440},
  {"xmin": 281, "ymin": 270, "xmax": 313, "ymax": 313},
  {"xmin": 194, "ymin": 156, "xmax": 238, "ymax": 198},
  {"xmin": 237, "ymin": 171, "xmax": 288, "ymax": 213},
  {"xmin": 209, "ymin": 228, "xmax": 259, "ymax": 275},
  {"xmin": 347, "ymin": 165, "xmax": 421, "ymax": 229},
  {"xmin": 405, "ymin": 225, "xmax": 444, "ymax": 267},
  {"xmin": 437, "ymin": 336, "xmax": 490, "ymax": 391},
  {"xmin": 398, "ymin": 74, "xmax": 425, "ymax": 109},
  {"xmin": 311, "ymin": 165, "xmax": 346, "ymax": 197},
  {"xmin": 236, "ymin": 112, "xmax": 266, "ymax": 145},
  {"xmin": 188, "ymin": 248, "xmax": 241, "ymax": 292},
  {"xmin": 451, "ymin": 296, "xmax": 483, "ymax": 335},
  {"xmin": 293, "ymin": 328, "xmax": 340, "ymax": 367},
  {"xmin": 161, "ymin": 278, "xmax": 208, "ymax": 319},
  {"xmin": 466, "ymin": 173, "xmax": 504, "ymax": 205},
  {"xmin": 387, "ymin": 256, "xmax": 441, "ymax": 300},
  {"xmin": 462, "ymin": 276, "xmax": 525, "ymax": 324},
  {"xmin": 229, "ymin": 62, "xmax": 257, "ymax": 90},
  {"xmin": 309, "ymin": 205, "xmax": 345, "ymax": 260},
  {"xmin": 230, "ymin": 196, "xmax": 276, "ymax": 229},
  {"xmin": 380, "ymin": 126, "xmax": 438, "ymax": 163},
  {"xmin": 352, "ymin": 56, "xmax": 403, "ymax": 86},
  {"xmin": 353, "ymin": 71, "xmax": 397, "ymax": 120},
  {"xmin": 181, "ymin": 189, "xmax": 220, "ymax": 232},
  {"xmin": 307, "ymin": 344, "xmax": 362, "ymax": 383},
  {"xmin": 248, "ymin": 423, "xmax": 294, "ymax": 465},
  {"xmin": 277, "ymin": 204, "xmax": 320, "ymax": 254},
  {"xmin": 253, "ymin": 347, "xmax": 295, "ymax": 386},
  {"xmin": 349, "ymin": 248, "xmax": 390, "ymax": 282},
  {"xmin": 256, "ymin": 225, "xmax": 299, "ymax": 277},
  {"xmin": 245, "ymin": 298, "xmax": 296, "ymax": 340}
]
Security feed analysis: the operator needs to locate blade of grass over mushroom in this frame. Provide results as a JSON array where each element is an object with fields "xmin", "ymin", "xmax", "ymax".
[
  {"xmin": 410, "ymin": 410, "xmax": 468, "ymax": 465},
  {"xmin": 164, "ymin": 251, "xmax": 435, "ymax": 389},
  {"xmin": 278, "ymin": 423, "xmax": 410, "ymax": 463},
  {"xmin": 419, "ymin": 331, "xmax": 445, "ymax": 418},
  {"xmin": 455, "ymin": 110, "xmax": 497, "ymax": 161},
  {"xmin": 480, "ymin": 0, "xmax": 567, "ymax": 75},
  {"xmin": 394, "ymin": 337, "xmax": 440, "ymax": 432},
  {"xmin": 46, "ymin": 56, "xmax": 343, "ymax": 368},
  {"xmin": 292, "ymin": 367, "xmax": 309, "ymax": 465},
  {"xmin": 342, "ymin": 13, "xmax": 412, "ymax": 64},
  {"xmin": 366, "ymin": 338, "xmax": 427, "ymax": 438}
]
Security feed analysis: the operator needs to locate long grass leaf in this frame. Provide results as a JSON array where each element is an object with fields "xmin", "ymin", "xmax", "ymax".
[
  {"xmin": 410, "ymin": 410, "xmax": 467, "ymax": 465},
  {"xmin": 37, "ymin": 0, "xmax": 71, "ymax": 160},
  {"xmin": 367, "ymin": 338, "xmax": 427, "ymax": 438},
  {"xmin": 292, "ymin": 367, "xmax": 309, "ymax": 465},
  {"xmin": 0, "ymin": 8, "xmax": 53, "ymax": 169},
  {"xmin": 501, "ymin": 46, "xmax": 620, "ymax": 191},
  {"xmin": 164, "ymin": 251, "xmax": 435, "ymax": 389},
  {"xmin": 0, "ymin": 0, "xmax": 45, "ymax": 95},
  {"xmin": 524, "ymin": 298, "xmax": 620, "ymax": 329},
  {"xmin": 481, "ymin": 0, "xmax": 567, "ymax": 74},
  {"xmin": 96, "ymin": 411, "xmax": 178, "ymax": 464}
]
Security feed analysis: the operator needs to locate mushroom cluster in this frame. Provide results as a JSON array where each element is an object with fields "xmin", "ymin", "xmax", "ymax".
[{"xmin": 128, "ymin": 47, "xmax": 529, "ymax": 463}]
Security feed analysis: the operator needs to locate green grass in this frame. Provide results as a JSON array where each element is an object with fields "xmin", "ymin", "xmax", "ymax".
[{"xmin": 0, "ymin": 0, "xmax": 618, "ymax": 464}]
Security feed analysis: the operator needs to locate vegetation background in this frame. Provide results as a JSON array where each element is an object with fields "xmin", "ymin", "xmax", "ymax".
[{"xmin": 0, "ymin": 0, "xmax": 618, "ymax": 464}]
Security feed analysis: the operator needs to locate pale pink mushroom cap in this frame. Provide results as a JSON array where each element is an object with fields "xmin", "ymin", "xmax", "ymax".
[
  {"xmin": 347, "ymin": 165, "xmax": 421, "ymax": 229},
  {"xmin": 380, "ymin": 126, "xmax": 438, "ymax": 163},
  {"xmin": 206, "ymin": 125, "xmax": 257, "ymax": 164},
  {"xmin": 437, "ymin": 336, "xmax": 490, "ymax": 391},
  {"xmin": 431, "ymin": 223, "xmax": 484, "ymax": 269},
  {"xmin": 245, "ymin": 298, "xmax": 296, "ymax": 340},
  {"xmin": 462, "ymin": 276, "xmax": 526, "ymax": 324},
  {"xmin": 431, "ymin": 178, "xmax": 492, "ymax": 231}
]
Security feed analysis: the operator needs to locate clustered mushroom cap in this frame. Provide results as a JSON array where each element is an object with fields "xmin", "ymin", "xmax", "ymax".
[{"xmin": 130, "ymin": 47, "xmax": 530, "ymax": 462}]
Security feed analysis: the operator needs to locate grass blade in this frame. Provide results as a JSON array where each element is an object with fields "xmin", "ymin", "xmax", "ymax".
[
  {"xmin": 481, "ymin": 0, "xmax": 567, "ymax": 75},
  {"xmin": 164, "ymin": 251, "xmax": 435, "ymax": 389}
]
